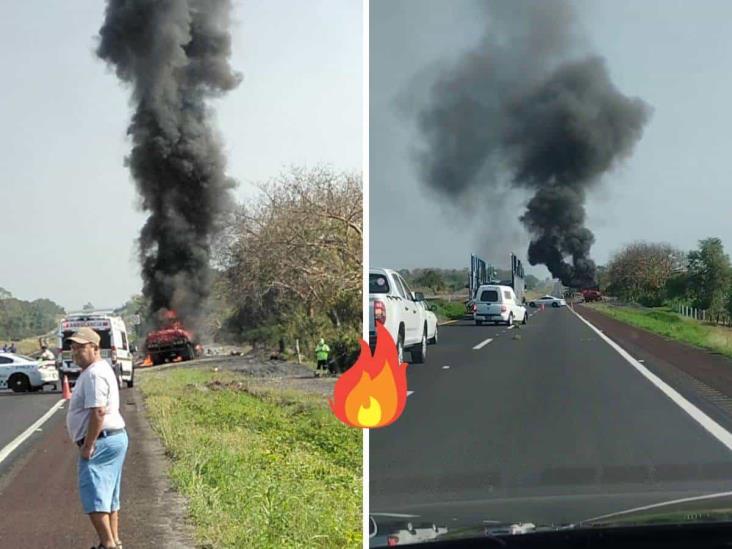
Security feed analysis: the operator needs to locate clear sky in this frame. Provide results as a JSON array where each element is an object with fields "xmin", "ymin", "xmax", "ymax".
[
  {"xmin": 370, "ymin": 0, "xmax": 732, "ymax": 278},
  {"xmin": 0, "ymin": 0, "xmax": 361, "ymax": 311}
]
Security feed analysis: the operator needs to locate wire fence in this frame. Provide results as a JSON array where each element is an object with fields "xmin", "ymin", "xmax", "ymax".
[{"xmin": 676, "ymin": 304, "xmax": 732, "ymax": 326}]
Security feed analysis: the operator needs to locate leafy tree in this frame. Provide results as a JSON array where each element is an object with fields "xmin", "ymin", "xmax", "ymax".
[
  {"xmin": 687, "ymin": 237, "xmax": 731, "ymax": 317},
  {"xmin": 0, "ymin": 297, "xmax": 65, "ymax": 340},
  {"xmin": 414, "ymin": 270, "xmax": 446, "ymax": 293}
]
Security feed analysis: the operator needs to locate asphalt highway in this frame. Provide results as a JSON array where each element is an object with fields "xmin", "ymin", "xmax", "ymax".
[{"xmin": 370, "ymin": 306, "xmax": 732, "ymax": 527}]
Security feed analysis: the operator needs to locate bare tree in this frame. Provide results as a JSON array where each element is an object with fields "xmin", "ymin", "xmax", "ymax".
[{"xmin": 219, "ymin": 167, "xmax": 362, "ymax": 351}]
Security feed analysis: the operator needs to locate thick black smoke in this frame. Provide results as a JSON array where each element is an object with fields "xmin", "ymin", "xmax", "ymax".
[
  {"xmin": 416, "ymin": 0, "xmax": 651, "ymax": 287},
  {"xmin": 97, "ymin": 0, "xmax": 241, "ymax": 329}
]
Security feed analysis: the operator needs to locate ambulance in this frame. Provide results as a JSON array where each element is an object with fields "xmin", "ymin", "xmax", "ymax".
[{"xmin": 57, "ymin": 312, "xmax": 135, "ymax": 388}]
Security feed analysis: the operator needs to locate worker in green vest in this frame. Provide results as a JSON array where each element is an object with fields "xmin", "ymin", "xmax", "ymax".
[{"xmin": 314, "ymin": 338, "xmax": 330, "ymax": 377}]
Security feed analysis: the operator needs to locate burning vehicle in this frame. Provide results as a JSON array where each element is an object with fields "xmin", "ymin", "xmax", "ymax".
[{"xmin": 144, "ymin": 312, "xmax": 201, "ymax": 366}]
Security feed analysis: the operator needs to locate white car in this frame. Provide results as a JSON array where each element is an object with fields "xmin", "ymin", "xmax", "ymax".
[
  {"xmin": 417, "ymin": 300, "xmax": 439, "ymax": 345},
  {"xmin": 528, "ymin": 295, "xmax": 567, "ymax": 308},
  {"xmin": 473, "ymin": 284, "xmax": 527, "ymax": 326},
  {"xmin": 0, "ymin": 352, "xmax": 59, "ymax": 392}
]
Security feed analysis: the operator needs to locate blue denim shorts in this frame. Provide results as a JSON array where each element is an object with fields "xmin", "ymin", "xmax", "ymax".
[{"xmin": 78, "ymin": 430, "xmax": 128, "ymax": 513}]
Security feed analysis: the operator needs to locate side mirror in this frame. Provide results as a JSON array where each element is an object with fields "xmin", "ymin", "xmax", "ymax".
[{"xmin": 413, "ymin": 292, "xmax": 425, "ymax": 302}]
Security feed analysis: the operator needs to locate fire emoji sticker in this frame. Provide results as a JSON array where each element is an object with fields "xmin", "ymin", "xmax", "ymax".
[{"xmin": 330, "ymin": 323, "xmax": 409, "ymax": 428}]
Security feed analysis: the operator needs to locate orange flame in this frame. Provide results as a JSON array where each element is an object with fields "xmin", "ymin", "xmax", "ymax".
[
  {"xmin": 329, "ymin": 322, "xmax": 408, "ymax": 428},
  {"xmin": 142, "ymin": 355, "xmax": 153, "ymax": 367}
]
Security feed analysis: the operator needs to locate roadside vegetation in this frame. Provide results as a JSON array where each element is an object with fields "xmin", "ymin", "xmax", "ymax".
[
  {"xmin": 140, "ymin": 368, "xmax": 362, "ymax": 548},
  {"xmin": 213, "ymin": 167, "xmax": 362, "ymax": 370},
  {"xmin": 428, "ymin": 299, "xmax": 467, "ymax": 321},
  {"xmin": 587, "ymin": 236, "xmax": 732, "ymax": 354},
  {"xmin": 0, "ymin": 287, "xmax": 64, "ymax": 342}
]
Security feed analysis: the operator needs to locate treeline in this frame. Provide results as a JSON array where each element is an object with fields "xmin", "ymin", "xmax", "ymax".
[
  {"xmin": 214, "ymin": 167, "xmax": 362, "ymax": 369},
  {"xmin": 604, "ymin": 237, "xmax": 732, "ymax": 319},
  {"xmin": 0, "ymin": 287, "xmax": 65, "ymax": 341},
  {"xmin": 399, "ymin": 268, "xmax": 542, "ymax": 293}
]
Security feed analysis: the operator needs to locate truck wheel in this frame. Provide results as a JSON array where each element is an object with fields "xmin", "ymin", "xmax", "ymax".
[
  {"xmin": 9, "ymin": 374, "xmax": 30, "ymax": 393},
  {"xmin": 126, "ymin": 367, "xmax": 135, "ymax": 388},
  {"xmin": 506, "ymin": 314, "xmax": 514, "ymax": 327},
  {"xmin": 522, "ymin": 312, "xmax": 528, "ymax": 325},
  {"xmin": 184, "ymin": 343, "xmax": 194, "ymax": 361},
  {"xmin": 428, "ymin": 326, "xmax": 438, "ymax": 345},
  {"xmin": 411, "ymin": 330, "xmax": 427, "ymax": 364}
]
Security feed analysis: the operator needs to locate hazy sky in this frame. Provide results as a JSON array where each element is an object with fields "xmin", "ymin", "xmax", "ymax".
[
  {"xmin": 370, "ymin": 0, "xmax": 732, "ymax": 278},
  {"xmin": 0, "ymin": 0, "xmax": 361, "ymax": 310}
]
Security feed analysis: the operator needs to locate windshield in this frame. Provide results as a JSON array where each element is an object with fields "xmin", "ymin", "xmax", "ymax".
[{"xmin": 368, "ymin": 1, "xmax": 732, "ymax": 545}]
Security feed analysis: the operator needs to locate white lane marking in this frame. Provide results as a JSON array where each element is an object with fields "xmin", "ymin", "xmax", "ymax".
[
  {"xmin": 508, "ymin": 325, "xmax": 515, "ymax": 330},
  {"xmin": 442, "ymin": 365, "xmax": 450, "ymax": 370},
  {"xmin": 0, "ymin": 399, "xmax": 65, "ymax": 465},
  {"xmin": 407, "ymin": 391, "xmax": 414, "ymax": 397},
  {"xmin": 473, "ymin": 338, "xmax": 494, "ymax": 350},
  {"xmin": 581, "ymin": 490, "xmax": 732, "ymax": 524},
  {"xmin": 570, "ymin": 307, "xmax": 732, "ymax": 451}
]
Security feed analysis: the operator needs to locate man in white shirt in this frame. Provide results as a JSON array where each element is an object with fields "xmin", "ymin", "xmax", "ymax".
[{"xmin": 66, "ymin": 327, "xmax": 128, "ymax": 549}]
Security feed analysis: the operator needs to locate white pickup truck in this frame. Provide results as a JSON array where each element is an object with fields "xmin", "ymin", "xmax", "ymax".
[{"xmin": 369, "ymin": 268, "xmax": 429, "ymax": 364}]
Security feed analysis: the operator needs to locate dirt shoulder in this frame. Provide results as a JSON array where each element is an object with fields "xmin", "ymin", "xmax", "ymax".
[{"xmin": 139, "ymin": 353, "xmax": 338, "ymax": 398}]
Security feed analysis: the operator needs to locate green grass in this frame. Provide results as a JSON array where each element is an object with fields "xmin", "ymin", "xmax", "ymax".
[
  {"xmin": 139, "ymin": 368, "xmax": 362, "ymax": 548},
  {"xmin": 428, "ymin": 299, "xmax": 467, "ymax": 321},
  {"xmin": 589, "ymin": 303, "xmax": 732, "ymax": 359}
]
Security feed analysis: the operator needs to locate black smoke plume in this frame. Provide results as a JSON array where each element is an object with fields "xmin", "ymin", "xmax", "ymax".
[
  {"xmin": 416, "ymin": 0, "xmax": 651, "ymax": 287},
  {"xmin": 97, "ymin": 0, "xmax": 241, "ymax": 329}
]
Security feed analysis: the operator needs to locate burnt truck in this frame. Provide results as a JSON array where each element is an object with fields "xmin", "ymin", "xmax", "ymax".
[{"xmin": 144, "ymin": 313, "xmax": 200, "ymax": 365}]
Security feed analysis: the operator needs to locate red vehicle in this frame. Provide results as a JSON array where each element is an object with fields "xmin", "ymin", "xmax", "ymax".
[
  {"xmin": 581, "ymin": 288, "xmax": 602, "ymax": 302},
  {"xmin": 144, "ymin": 312, "xmax": 200, "ymax": 365}
]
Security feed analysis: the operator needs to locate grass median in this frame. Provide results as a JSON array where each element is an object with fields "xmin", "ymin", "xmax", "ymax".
[
  {"xmin": 139, "ymin": 368, "xmax": 361, "ymax": 548},
  {"xmin": 587, "ymin": 303, "xmax": 732, "ymax": 359},
  {"xmin": 429, "ymin": 298, "xmax": 467, "ymax": 321}
]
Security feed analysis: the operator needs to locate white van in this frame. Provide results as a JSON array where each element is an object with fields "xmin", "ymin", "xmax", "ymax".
[
  {"xmin": 473, "ymin": 284, "xmax": 528, "ymax": 326},
  {"xmin": 57, "ymin": 312, "xmax": 135, "ymax": 388}
]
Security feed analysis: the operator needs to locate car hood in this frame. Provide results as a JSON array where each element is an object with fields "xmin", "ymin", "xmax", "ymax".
[{"xmin": 370, "ymin": 491, "xmax": 732, "ymax": 546}]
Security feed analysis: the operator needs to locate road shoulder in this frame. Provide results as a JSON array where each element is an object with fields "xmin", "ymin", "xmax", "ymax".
[
  {"xmin": 575, "ymin": 304, "xmax": 732, "ymax": 430},
  {"xmin": 0, "ymin": 386, "xmax": 195, "ymax": 548}
]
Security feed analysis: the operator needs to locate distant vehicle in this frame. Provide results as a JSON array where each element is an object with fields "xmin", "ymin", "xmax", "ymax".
[
  {"xmin": 581, "ymin": 288, "xmax": 602, "ymax": 302},
  {"xmin": 0, "ymin": 352, "xmax": 59, "ymax": 392},
  {"xmin": 528, "ymin": 295, "xmax": 567, "ymax": 308},
  {"xmin": 369, "ymin": 268, "xmax": 430, "ymax": 364},
  {"xmin": 57, "ymin": 312, "xmax": 135, "ymax": 388},
  {"xmin": 473, "ymin": 284, "xmax": 528, "ymax": 326},
  {"xmin": 417, "ymin": 301, "xmax": 439, "ymax": 345}
]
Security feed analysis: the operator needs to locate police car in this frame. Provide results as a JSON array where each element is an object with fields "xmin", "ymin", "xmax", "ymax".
[{"xmin": 0, "ymin": 352, "xmax": 59, "ymax": 392}]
